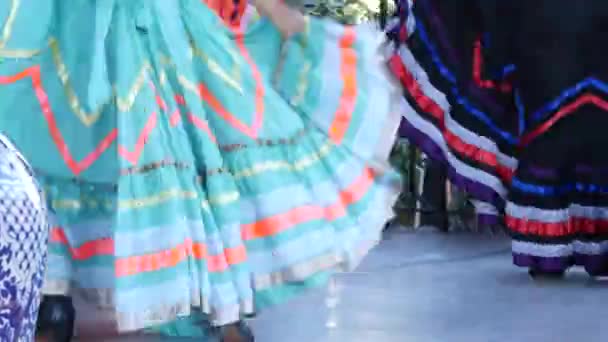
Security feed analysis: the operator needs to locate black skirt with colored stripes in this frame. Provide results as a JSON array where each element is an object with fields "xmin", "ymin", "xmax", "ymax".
[{"xmin": 390, "ymin": 0, "xmax": 608, "ymax": 274}]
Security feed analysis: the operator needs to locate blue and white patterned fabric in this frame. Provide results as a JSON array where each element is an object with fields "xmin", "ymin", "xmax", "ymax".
[{"xmin": 0, "ymin": 134, "xmax": 49, "ymax": 341}]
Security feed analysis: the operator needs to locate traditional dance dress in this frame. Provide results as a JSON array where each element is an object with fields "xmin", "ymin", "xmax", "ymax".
[
  {"xmin": 0, "ymin": 134, "xmax": 49, "ymax": 340},
  {"xmin": 391, "ymin": 0, "xmax": 608, "ymax": 275},
  {"xmin": 0, "ymin": 0, "xmax": 402, "ymax": 338}
]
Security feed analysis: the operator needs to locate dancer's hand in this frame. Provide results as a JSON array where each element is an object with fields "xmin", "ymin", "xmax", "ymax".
[
  {"xmin": 269, "ymin": 3, "xmax": 306, "ymax": 38},
  {"xmin": 252, "ymin": 0, "xmax": 306, "ymax": 38}
]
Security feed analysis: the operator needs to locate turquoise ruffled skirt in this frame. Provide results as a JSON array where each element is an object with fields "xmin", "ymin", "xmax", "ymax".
[{"xmin": 0, "ymin": 0, "xmax": 402, "ymax": 337}]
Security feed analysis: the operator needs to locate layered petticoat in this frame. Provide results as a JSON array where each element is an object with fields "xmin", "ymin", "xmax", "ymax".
[
  {"xmin": 0, "ymin": 0, "xmax": 402, "ymax": 334},
  {"xmin": 390, "ymin": 0, "xmax": 608, "ymax": 274}
]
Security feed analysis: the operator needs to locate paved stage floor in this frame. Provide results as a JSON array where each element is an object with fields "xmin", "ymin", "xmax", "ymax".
[{"xmin": 249, "ymin": 228, "xmax": 608, "ymax": 342}]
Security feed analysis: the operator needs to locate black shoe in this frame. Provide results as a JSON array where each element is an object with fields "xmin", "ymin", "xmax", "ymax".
[
  {"xmin": 528, "ymin": 268, "xmax": 566, "ymax": 279},
  {"xmin": 219, "ymin": 321, "xmax": 254, "ymax": 342},
  {"xmin": 36, "ymin": 295, "xmax": 75, "ymax": 342},
  {"xmin": 587, "ymin": 268, "xmax": 608, "ymax": 279}
]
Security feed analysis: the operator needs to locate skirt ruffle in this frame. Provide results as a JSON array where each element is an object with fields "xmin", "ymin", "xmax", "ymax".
[
  {"xmin": 0, "ymin": 0, "xmax": 402, "ymax": 334},
  {"xmin": 391, "ymin": 0, "xmax": 608, "ymax": 274},
  {"xmin": 389, "ymin": 0, "xmax": 515, "ymax": 224}
]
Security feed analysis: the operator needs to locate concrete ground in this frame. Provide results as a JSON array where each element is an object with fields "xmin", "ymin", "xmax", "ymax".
[
  {"xmin": 250, "ymin": 228, "xmax": 608, "ymax": 342},
  {"xmin": 93, "ymin": 228, "xmax": 608, "ymax": 341}
]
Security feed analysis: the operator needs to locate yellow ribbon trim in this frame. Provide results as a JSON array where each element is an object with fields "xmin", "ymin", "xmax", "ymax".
[
  {"xmin": 1, "ymin": 0, "xmax": 244, "ymax": 126},
  {"xmin": 51, "ymin": 140, "xmax": 336, "ymax": 211},
  {"xmin": 0, "ymin": 0, "xmax": 40, "ymax": 58}
]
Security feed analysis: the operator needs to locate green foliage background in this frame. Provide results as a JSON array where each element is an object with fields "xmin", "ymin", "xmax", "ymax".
[{"xmin": 302, "ymin": 0, "xmax": 395, "ymax": 25}]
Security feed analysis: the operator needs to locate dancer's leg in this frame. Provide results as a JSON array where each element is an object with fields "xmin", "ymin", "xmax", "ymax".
[
  {"xmin": 36, "ymin": 296, "xmax": 75, "ymax": 342},
  {"xmin": 219, "ymin": 321, "xmax": 255, "ymax": 342}
]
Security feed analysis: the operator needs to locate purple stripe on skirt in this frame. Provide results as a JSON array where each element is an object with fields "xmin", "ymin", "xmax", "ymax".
[
  {"xmin": 477, "ymin": 213, "xmax": 500, "ymax": 226},
  {"xmin": 400, "ymin": 118, "xmax": 505, "ymax": 210},
  {"xmin": 512, "ymin": 253, "xmax": 573, "ymax": 273},
  {"xmin": 514, "ymin": 252, "xmax": 608, "ymax": 275}
]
